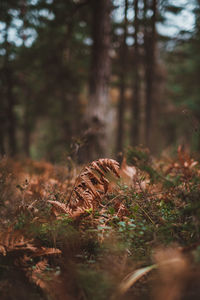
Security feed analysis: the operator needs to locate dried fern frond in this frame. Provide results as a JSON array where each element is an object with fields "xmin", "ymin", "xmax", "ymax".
[
  {"xmin": 94, "ymin": 158, "xmax": 120, "ymax": 178},
  {"xmin": 78, "ymin": 158, "xmax": 119, "ymax": 191},
  {"xmin": 0, "ymin": 229, "xmax": 34, "ymax": 255},
  {"xmin": 83, "ymin": 167, "xmax": 102, "ymax": 185},
  {"xmin": 0, "ymin": 228, "xmax": 61, "ymax": 258},
  {"xmin": 46, "ymin": 159, "xmax": 120, "ymax": 219},
  {"xmin": 67, "ymin": 158, "xmax": 120, "ymax": 217},
  {"xmin": 31, "ymin": 259, "xmax": 49, "ymax": 289},
  {"xmin": 81, "ymin": 174, "xmax": 101, "ymax": 199},
  {"xmin": 47, "ymin": 200, "xmax": 69, "ymax": 217},
  {"xmin": 23, "ymin": 259, "xmax": 50, "ymax": 291},
  {"xmin": 31, "ymin": 247, "xmax": 61, "ymax": 257}
]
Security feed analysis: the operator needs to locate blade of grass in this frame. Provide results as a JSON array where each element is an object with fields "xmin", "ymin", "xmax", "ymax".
[
  {"xmin": 118, "ymin": 264, "xmax": 157, "ymax": 294},
  {"xmin": 118, "ymin": 257, "xmax": 183, "ymax": 295}
]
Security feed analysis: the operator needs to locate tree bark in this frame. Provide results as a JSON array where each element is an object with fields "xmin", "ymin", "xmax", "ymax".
[
  {"xmin": 116, "ymin": 0, "xmax": 128, "ymax": 154},
  {"xmin": 87, "ymin": 0, "xmax": 111, "ymax": 160},
  {"xmin": 0, "ymin": 96, "xmax": 6, "ymax": 156},
  {"xmin": 131, "ymin": 0, "xmax": 140, "ymax": 146},
  {"xmin": 23, "ymin": 90, "xmax": 31, "ymax": 157},
  {"xmin": 4, "ymin": 22, "xmax": 17, "ymax": 156},
  {"xmin": 144, "ymin": 0, "xmax": 157, "ymax": 148},
  {"xmin": 6, "ymin": 67, "xmax": 17, "ymax": 156}
]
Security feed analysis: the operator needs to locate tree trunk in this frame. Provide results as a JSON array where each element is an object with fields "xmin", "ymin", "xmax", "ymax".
[
  {"xmin": 131, "ymin": 0, "xmax": 140, "ymax": 146},
  {"xmin": 144, "ymin": 0, "xmax": 157, "ymax": 148},
  {"xmin": 23, "ymin": 116, "xmax": 30, "ymax": 157},
  {"xmin": 4, "ymin": 23, "xmax": 17, "ymax": 156},
  {"xmin": 116, "ymin": 0, "xmax": 128, "ymax": 154},
  {"xmin": 23, "ymin": 92, "xmax": 31, "ymax": 157},
  {"xmin": 87, "ymin": 0, "xmax": 111, "ymax": 160},
  {"xmin": 0, "ymin": 98, "xmax": 6, "ymax": 156}
]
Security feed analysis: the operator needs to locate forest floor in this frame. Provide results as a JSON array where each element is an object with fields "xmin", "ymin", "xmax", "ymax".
[{"xmin": 1, "ymin": 147, "xmax": 200, "ymax": 300}]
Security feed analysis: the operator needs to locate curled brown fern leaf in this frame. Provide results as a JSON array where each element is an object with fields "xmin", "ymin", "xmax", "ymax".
[
  {"xmin": 47, "ymin": 200, "xmax": 70, "ymax": 217},
  {"xmin": 68, "ymin": 158, "xmax": 120, "ymax": 216},
  {"xmin": 0, "ymin": 228, "xmax": 61, "ymax": 257},
  {"xmin": 47, "ymin": 159, "xmax": 120, "ymax": 219},
  {"xmin": 30, "ymin": 259, "xmax": 49, "ymax": 289},
  {"xmin": 0, "ymin": 228, "xmax": 35, "ymax": 256},
  {"xmin": 31, "ymin": 247, "xmax": 61, "ymax": 257}
]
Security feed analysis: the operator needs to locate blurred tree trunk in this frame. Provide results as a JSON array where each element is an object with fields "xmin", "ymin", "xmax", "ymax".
[
  {"xmin": 6, "ymin": 67, "xmax": 17, "ymax": 156},
  {"xmin": 23, "ymin": 110, "xmax": 30, "ymax": 157},
  {"xmin": 144, "ymin": 0, "xmax": 157, "ymax": 148},
  {"xmin": 4, "ymin": 22, "xmax": 17, "ymax": 156},
  {"xmin": 87, "ymin": 0, "xmax": 111, "ymax": 160},
  {"xmin": 23, "ymin": 90, "xmax": 31, "ymax": 157},
  {"xmin": 0, "ymin": 102, "xmax": 6, "ymax": 156},
  {"xmin": 131, "ymin": 0, "xmax": 140, "ymax": 146},
  {"xmin": 116, "ymin": 0, "xmax": 128, "ymax": 154},
  {"xmin": 195, "ymin": 0, "xmax": 200, "ymax": 151},
  {"xmin": 0, "ymin": 78, "xmax": 6, "ymax": 155}
]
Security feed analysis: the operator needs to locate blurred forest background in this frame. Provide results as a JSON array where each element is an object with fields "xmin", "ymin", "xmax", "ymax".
[{"xmin": 0, "ymin": 0, "xmax": 200, "ymax": 163}]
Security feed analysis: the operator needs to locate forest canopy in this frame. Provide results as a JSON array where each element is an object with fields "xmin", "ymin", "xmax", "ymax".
[{"xmin": 0, "ymin": 0, "xmax": 200, "ymax": 161}]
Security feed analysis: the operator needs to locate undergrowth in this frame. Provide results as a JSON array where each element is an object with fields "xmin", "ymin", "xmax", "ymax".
[{"xmin": 0, "ymin": 147, "xmax": 200, "ymax": 299}]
